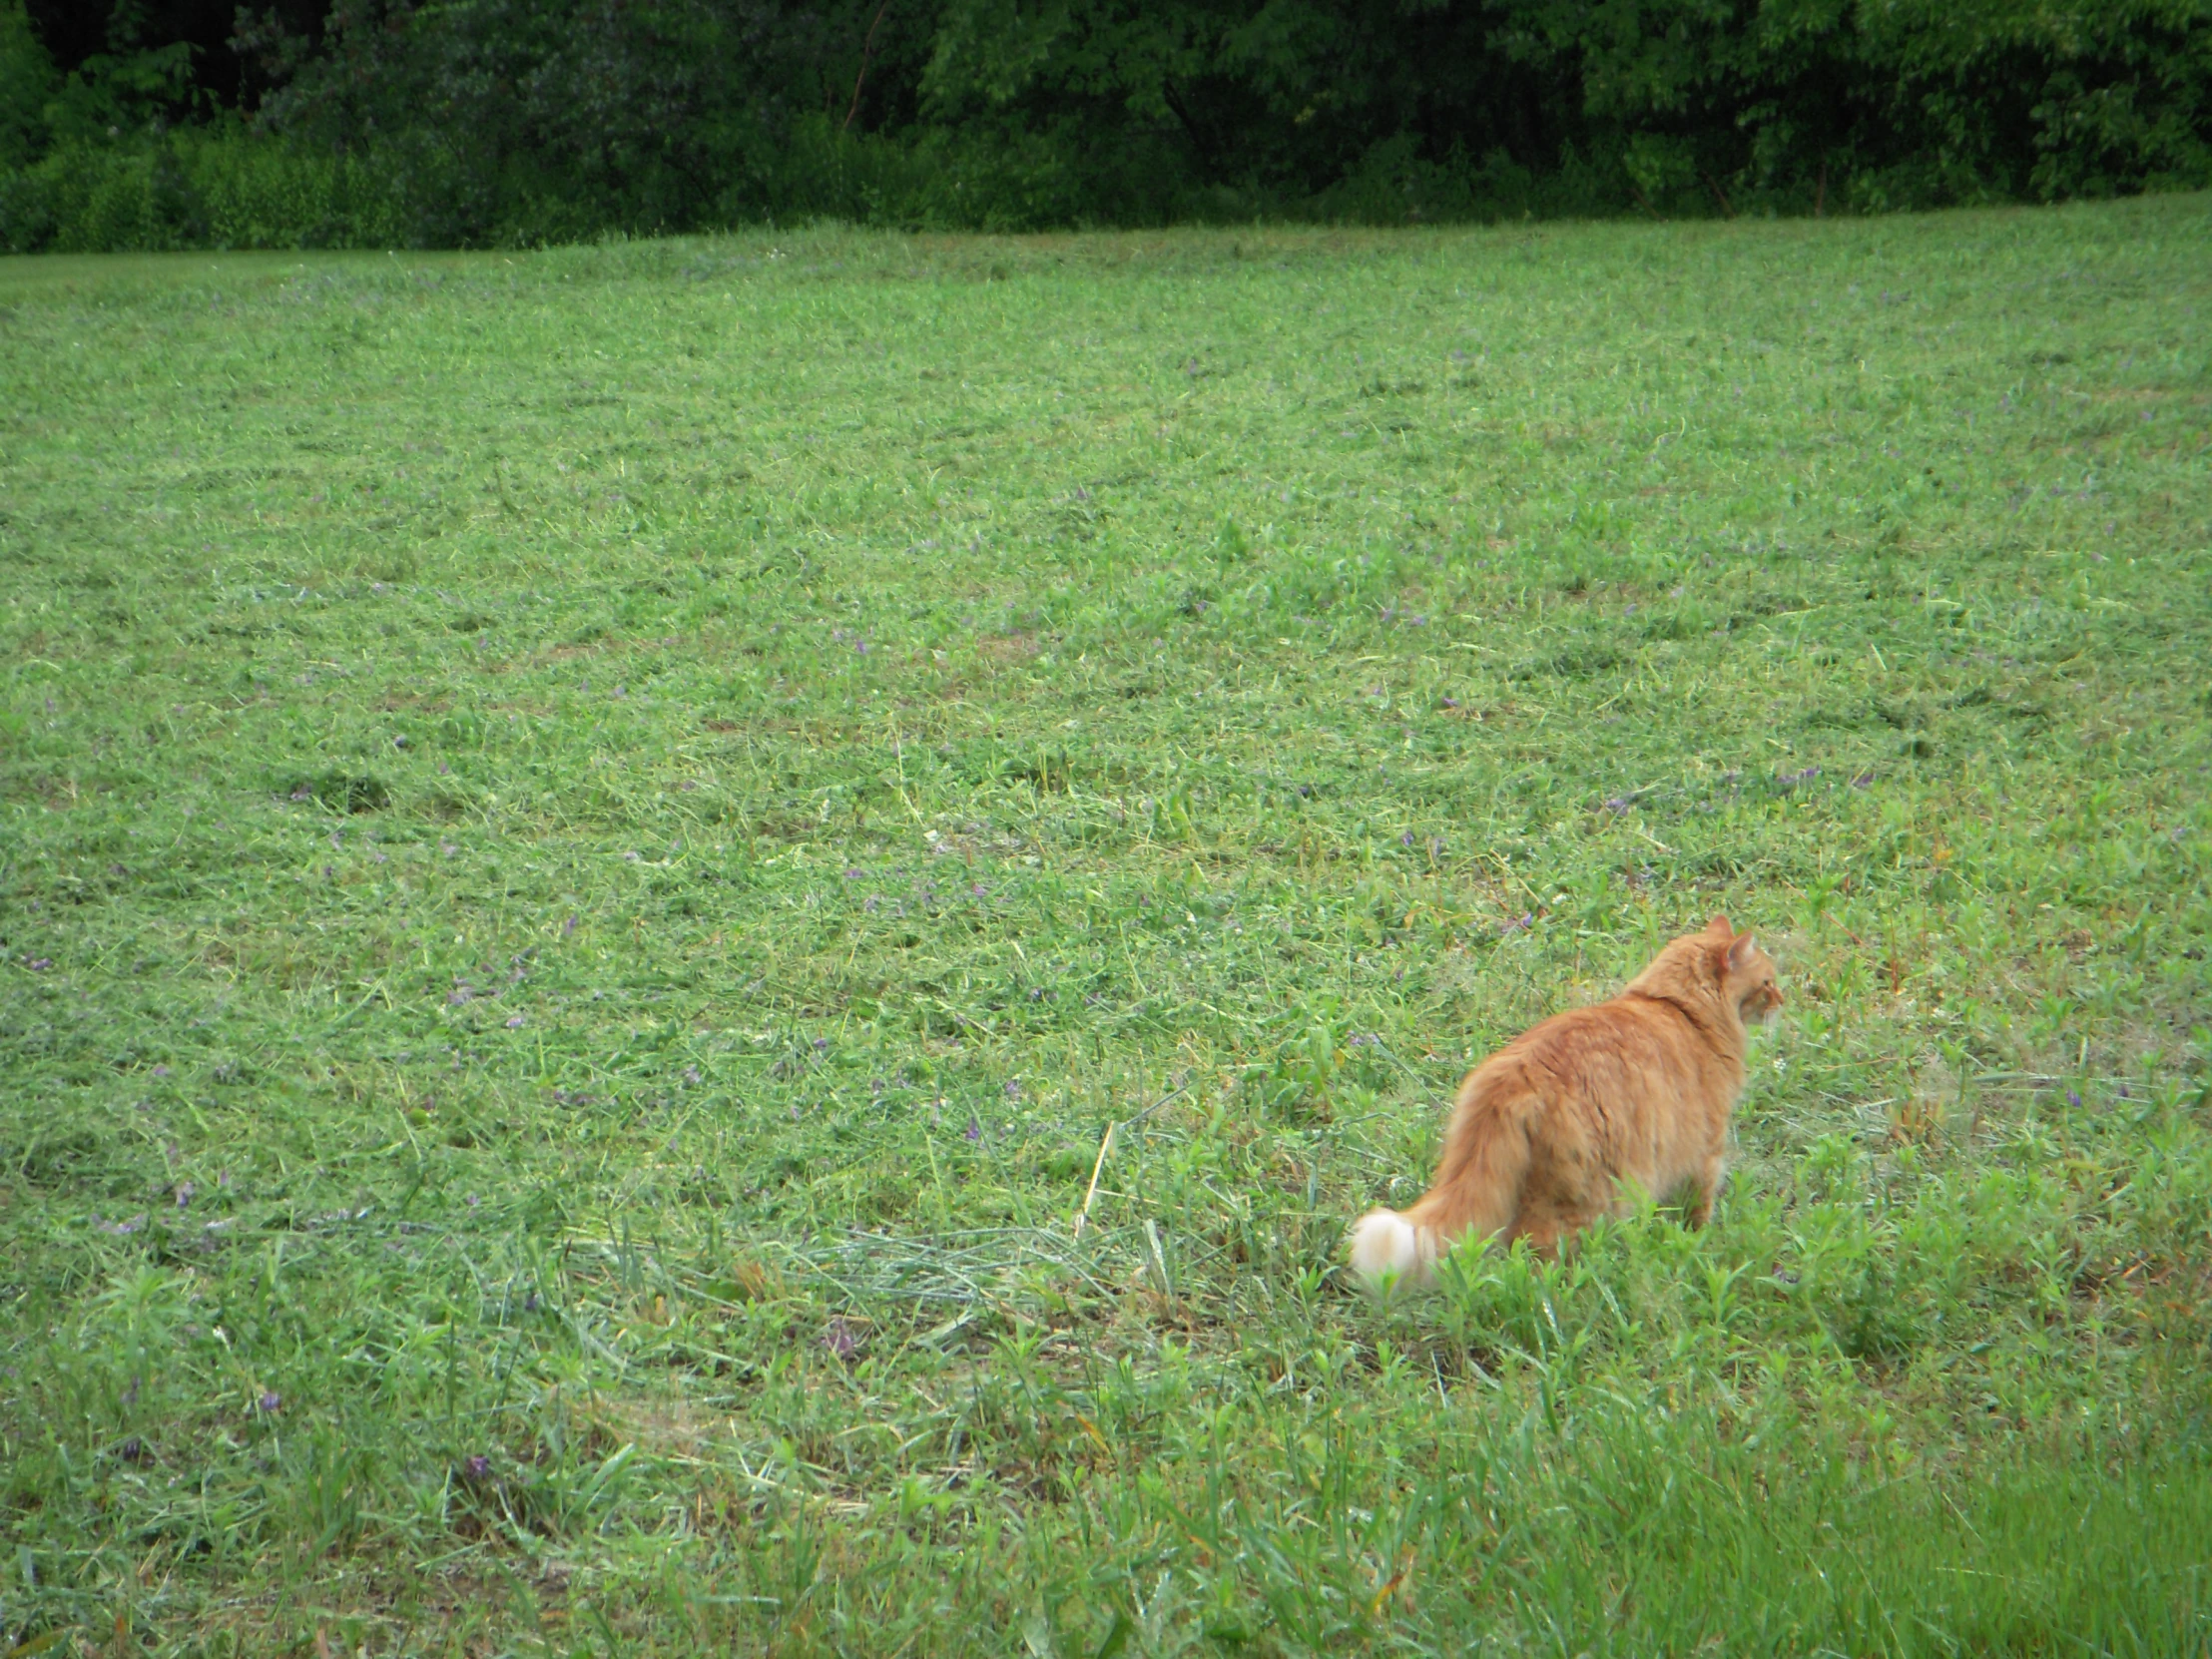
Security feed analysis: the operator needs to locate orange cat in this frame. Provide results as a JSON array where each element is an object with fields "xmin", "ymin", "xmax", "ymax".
[{"xmin": 1351, "ymin": 916, "xmax": 1782, "ymax": 1291}]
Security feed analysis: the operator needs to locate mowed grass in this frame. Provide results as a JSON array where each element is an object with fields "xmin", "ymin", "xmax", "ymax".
[{"xmin": 3, "ymin": 199, "xmax": 2211, "ymax": 1656}]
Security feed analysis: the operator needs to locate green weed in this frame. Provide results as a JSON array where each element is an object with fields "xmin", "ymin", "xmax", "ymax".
[{"xmin": 2, "ymin": 200, "xmax": 2210, "ymax": 1654}]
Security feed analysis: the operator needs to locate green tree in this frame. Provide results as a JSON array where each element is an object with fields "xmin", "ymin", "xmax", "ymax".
[{"xmin": 0, "ymin": 0, "xmax": 59, "ymax": 167}]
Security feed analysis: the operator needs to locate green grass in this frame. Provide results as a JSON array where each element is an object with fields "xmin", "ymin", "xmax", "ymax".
[{"xmin": 3, "ymin": 199, "xmax": 2210, "ymax": 1656}]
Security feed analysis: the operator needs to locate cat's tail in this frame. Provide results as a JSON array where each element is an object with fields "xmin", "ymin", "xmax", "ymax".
[
  {"xmin": 1350, "ymin": 1090, "xmax": 1531, "ymax": 1294},
  {"xmin": 1348, "ymin": 1208, "xmax": 1441, "ymax": 1293}
]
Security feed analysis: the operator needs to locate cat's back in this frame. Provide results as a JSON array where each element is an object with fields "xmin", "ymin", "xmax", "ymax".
[{"xmin": 1474, "ymin": 988, "xmax": 1704, "ymax": 1095}]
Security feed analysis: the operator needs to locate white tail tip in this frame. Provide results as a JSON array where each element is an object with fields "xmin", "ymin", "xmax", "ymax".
[{"xmin": 1350, "ymin": 1209, "xmax": 1429, "ymax": 1294}]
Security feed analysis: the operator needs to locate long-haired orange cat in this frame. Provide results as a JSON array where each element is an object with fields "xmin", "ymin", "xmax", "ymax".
[{"xmin": 1351, "ymin": 916, "xmax": 1782, "ymax": 1290}]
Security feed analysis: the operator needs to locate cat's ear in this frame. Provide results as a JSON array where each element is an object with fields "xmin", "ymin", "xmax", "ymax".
[
  {"xmin": 1708, "ymin": 913, "xmax": 1734, "ymax": 936},
  {"xmin": 1727, "ymin": 931, "xmax": 1759, "ymax": 971}
]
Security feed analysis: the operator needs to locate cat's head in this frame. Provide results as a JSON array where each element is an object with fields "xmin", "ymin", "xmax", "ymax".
[
  {"xmin": 1707, "ymin": 915, "xmax": 1783, "ymax": 1025},
  {"xmin": 1631, "ymin": 916, "xmax": 1784, "ymax": 1023}
]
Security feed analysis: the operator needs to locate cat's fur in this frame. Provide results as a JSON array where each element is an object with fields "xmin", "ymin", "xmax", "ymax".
[{"xmin": 1351, "ymin": 916, "xmax": 1782, "ymax": 1291}]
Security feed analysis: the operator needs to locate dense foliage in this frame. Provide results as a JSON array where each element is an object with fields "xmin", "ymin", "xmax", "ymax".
[{"xmin": 3, "ymin": 0, "xmax": 2212, "ymax": 248}]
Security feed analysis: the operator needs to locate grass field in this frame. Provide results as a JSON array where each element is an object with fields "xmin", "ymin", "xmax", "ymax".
[{"xmin": 3, "ymin": 198, "xmax": 2211, "ymax": 1656}]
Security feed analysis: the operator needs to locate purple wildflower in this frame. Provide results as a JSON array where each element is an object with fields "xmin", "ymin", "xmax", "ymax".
[
  {"xmin": 562, "ymin": 914, "xmax": 578, "ymax": 937},
  {"xmin": 1004, "ymin": 1079, "xmax": 1021, "ymax": 1099},
  {"xmin": 506, "ymin": 1014, "xmax": 525, "ymax": 1029},
  {"xmin": 814, "ymin": 1036, "xmax": 830, "ymax": 1052},
  {"xmin": 1850, "ymin": 773, "xmax": 1875, "ymax": 789},
  {"xmin": 824, "ymin": 1318, "xmax": 858, "ymax": 1360},
  {"xmin": 2066, "ymin": 1089, "xmax": 2082, "ymax": 1108},
  {"xmin": 258, "ymin": 1390, "xmax": 281, "ymax": 1414},
  {"xmin": 465, "ymin": 1455, "xmax": 491, "ymax": 1480},
  {"xmin": 27, "ymin": 957, "xmax": 51, "ymax": 971},
  {"xmin": 174, "ymin": 1182, "xmax": 194, "ymax": 1209},
  {"xmin": 965, "ymin": 1121, "xmax": 982, "ymax": 1142}
]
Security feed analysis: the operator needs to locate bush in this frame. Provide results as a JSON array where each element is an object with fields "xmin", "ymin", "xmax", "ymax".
[
  {"xmin": 0, "ymin": 127, "xmax": 406, "ymax": 254},
  {"xmin": 184, "ymin": 129, "xmax": 407, "ymax": 250}
]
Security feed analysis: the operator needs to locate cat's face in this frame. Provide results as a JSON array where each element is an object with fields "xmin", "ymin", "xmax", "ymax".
[{"xmin": 1723, "ymin": 928, "xmax": 1784, "ymax": 1025}]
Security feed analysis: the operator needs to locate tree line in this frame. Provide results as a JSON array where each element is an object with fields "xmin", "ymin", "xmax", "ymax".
[{"xmin": 4, "ymin": 0, "xmax": 2209, "ymax": 251}]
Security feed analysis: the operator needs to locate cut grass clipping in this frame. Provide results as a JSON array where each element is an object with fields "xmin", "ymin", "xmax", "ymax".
[{"xmin": 3, "ymin": 198, "xmax": 2211, "ymax": 1655}]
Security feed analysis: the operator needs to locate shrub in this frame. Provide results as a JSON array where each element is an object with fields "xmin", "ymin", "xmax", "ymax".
[{"xmin": 0, "ymin": 127, "xmax": 406, "ymax": 254}]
